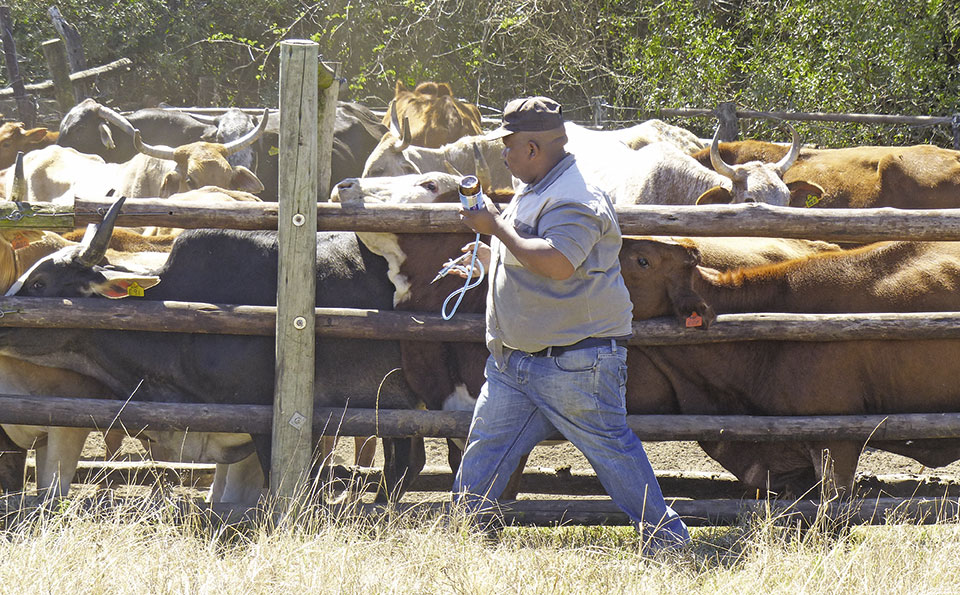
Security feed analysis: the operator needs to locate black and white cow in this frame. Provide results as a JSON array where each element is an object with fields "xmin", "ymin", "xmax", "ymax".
[{"xmin": 1, "ymin": 198, "xmax": 423, "ymax": 502}]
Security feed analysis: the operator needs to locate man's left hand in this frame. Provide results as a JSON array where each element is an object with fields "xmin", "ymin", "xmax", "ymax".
[{"xmin": 459, "ymin": 194, "xmax": 502, "ymax": 236}]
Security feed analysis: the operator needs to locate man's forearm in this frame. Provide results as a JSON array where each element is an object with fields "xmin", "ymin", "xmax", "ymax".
[{"xmin": 493, "ymin": 221, "xmax": 574, "ymax": 280}]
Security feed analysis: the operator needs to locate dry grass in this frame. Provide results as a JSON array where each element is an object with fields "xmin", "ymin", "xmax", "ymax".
[{"xmin": 0, "ymin": 490, "xmax": 959, "ymax": 595}]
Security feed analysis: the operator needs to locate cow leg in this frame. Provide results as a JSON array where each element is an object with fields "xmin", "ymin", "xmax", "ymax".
[
  {"xmin": 812, "ymin": 441, "xmax": 860, "ymax": 499},
  {"xmin": 446, "ymin": 438, "xmax": 463, "ymax": 473},
  {"xmin": 251, "ymin": 433, "xmax": 272, "ymax": 493},
  {"xmin": 500, "ymin": 454, "xmax": 528, "ymax": 500},
  {"xmin": 0, "ymin": 426, "xmax": 26, "ymax": 493},
  {"xmin": 35, "ymin": 427, "xmax": 90, "ymax": 498},
  {"xmin": 320, "ymin": 436, "xmax": 337, "ymax": 465},
  {"xmin": 354, "ymin": 436, "xmax": 377, "ymax": 467},
  {"xmin": 208, "ymin": 463, "xmax": 230, "ymax": 502},
  {"xmin": 378, "ymin": 437, "xmax": 425, "ymax": 503},
  {"xmin": 213, "ymin": 453, "xmax": 265, "ymax": 504}
]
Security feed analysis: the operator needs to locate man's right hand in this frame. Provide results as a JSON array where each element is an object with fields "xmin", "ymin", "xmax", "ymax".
[{"xmin": 448, "ymin": 241, "xmax": 491, "ymax": 278}]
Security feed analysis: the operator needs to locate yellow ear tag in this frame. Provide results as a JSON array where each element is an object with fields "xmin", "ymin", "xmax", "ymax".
[
  {"xmin": 805, "ymin": 194, "xmax": 821, "ymax": 208},
  {"xmin": 10, "ymin": 233, "xmax": 30, "ymax": 250},
  {"xmin": 127, "ymin": 282, "xmax": 145, "ymax": 297}
]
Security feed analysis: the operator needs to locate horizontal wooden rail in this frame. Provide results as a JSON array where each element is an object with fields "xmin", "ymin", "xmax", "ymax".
[
  {"xmin": 0, "ymin": 57, "xmax": 133, "ymax": 98},
  {"xmin": 2, "ymin": 493, "xmax": 953, "ymax": 527},
  {"xmin": 3, "ymin": 394, "xmax": 960, "ymax": 442},
  {"xmin": 4, "ymin": 297, "xmax": 960, "ymax": 344},
  {"xmin": 655, "ymin": 106, "xmax": 955, "ymax": 127},
  {"xmin": 67, "ymin": 198, "xmax": 960, "ymax": 242},
  {"xmin": 46, "ymin": 462, "xmax": 960, "ymax": 500},
  {"xmin": 347, "ymin": 496, "xmax": 960, "ymax": 527}
]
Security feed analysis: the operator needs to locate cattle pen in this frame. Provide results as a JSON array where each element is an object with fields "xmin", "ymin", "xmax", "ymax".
[{"xmin": 5, "ymin": 43, "xmax": 960, "ymax": 529}]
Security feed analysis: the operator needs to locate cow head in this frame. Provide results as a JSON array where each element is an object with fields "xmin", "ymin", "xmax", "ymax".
[
  {"xmin": 619, "ymin": 237, "xmax": 716, "ymax": 329},
  {"xmin": 381, "ymin": 81, "xmax": 482, "ymax": 148},
  {"xmin": 129, "ymin": 108, "xmax": 268, "ymax": 197},
  {"xmin": 6, "ymin": 196, "xmax": 161, "ymax": 299},
  {"xmin": 332, "ymin": 172, "xmax": 463, "ymax": 206},
  {"xmin": 0, "ymin": 122, "xmax": 58, "ymax": 169},
  {"xmin": 696, "ymin": 123, "xmax": 822, "ymax": 207}
]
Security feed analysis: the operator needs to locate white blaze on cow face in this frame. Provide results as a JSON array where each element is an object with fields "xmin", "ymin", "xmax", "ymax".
[{"xmin": 331, "ymin": 172, "xmax": 462, "ymax": 305}]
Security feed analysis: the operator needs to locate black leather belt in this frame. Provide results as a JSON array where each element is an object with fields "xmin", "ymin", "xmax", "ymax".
[{"xmin": 529, "ymin": 337, "xmax": 629, "ymax": 357}]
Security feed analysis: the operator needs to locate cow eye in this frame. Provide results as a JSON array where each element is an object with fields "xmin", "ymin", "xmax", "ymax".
[
  {"xmin": 421, "ymin": 181, "xmax": 437, "ymax": 192},
  {"xmin": 30, "ymin": 279, "xmax": 45, "ymax": 292},
  {"xmin": 636, "ymin": 257, "xmax": 649, "ymax": 268}
]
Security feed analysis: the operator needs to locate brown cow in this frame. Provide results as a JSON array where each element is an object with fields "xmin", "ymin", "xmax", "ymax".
[
  {"xmin": 692, "ymin": 141, "xmax": 960, "ymax": 209},
  {"xmin": 620, "ymin": 237, "xmax": 960, "ymax": 495},
  {"xmin": 0, "ymin": 122, "xmax": 59, "ymax": 169},
  {"xmin": 383, "ymin": 81, "xmax": 482, "ymax": 149}
]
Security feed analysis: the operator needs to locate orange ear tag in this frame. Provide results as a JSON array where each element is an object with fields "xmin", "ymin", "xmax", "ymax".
[
  {"xmin": 10, "ymin": 233, "xmax": 30, "ymax": 250},
  {"xmin": 126, "ymin": 282, "xmax": 145, "ymax": 297},
  {"xmin": 685, "ymin": 312, "xmax": 703, "ymax": 328},
  {"xmin": 805, "ymin": 194, "xmax": 821, "ymax": 208}
]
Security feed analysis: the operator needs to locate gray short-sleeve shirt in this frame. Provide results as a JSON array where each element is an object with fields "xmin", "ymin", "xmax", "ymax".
[{"xmin": 486, "ymin": 153, "xmax": 633, "ymax": 366}]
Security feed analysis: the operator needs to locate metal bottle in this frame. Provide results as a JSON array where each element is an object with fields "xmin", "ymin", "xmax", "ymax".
[{"xmin": 458, "ymin": 175, "xmax": 484, "ymax": 210}]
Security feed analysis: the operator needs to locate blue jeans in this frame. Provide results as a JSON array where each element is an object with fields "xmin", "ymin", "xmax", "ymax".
[{"xmin": 453, "ymin": 342, "xmax": 690, "ymax": 549}]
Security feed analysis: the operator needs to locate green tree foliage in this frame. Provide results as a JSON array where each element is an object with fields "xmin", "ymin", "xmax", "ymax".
[{"xmin": 4, "ymin": 0, "xmax": 960, "ymax": 146}]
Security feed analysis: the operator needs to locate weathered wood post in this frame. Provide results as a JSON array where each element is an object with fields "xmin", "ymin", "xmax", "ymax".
[
  {"xmin": 273, "ymin": 40, "xmax": 319, "ymax": 500},
  {"xmin": 316, "ymin": 60, "xmax": 340, "ymax": 202},
  {"xmin": 0, "ymin": 6, "xmax": 36, "ymax": 127},
  {"xmin": 47, "ymin": 6, "xmax": 90, "ymax": 99},
  {"xmin": 41, "ymin": 38, "xmax": 77, "ymax": 114},
  {"xmin": 716, "ymin": 101, "xmax": 739, "ymax": 141}
]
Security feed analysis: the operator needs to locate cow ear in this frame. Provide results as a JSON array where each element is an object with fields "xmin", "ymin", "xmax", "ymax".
[
  {"xmin": 230, "ymin": 166, "xmax": 265, "ymax": 194},
  {"xmin": 695, "ymin": 186, "xmax": 733, "ymax": 205},
  {"xmin": 159, "ymin": 171, "xmax": 182, "ymax": 198},
  {"xmin": 787, "ymin": 180, "xmax": 825, "ymax": 208},
  {"xmin": 24, "ymin": 128, "xmax": 49, "ymax": 142},
  {"xmin": 92, "ymin": 270, "xmax": 161, "ymax": 299}
]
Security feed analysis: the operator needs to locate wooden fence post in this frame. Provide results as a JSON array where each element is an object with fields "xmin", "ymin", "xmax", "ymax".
[
  {"xmin": 716, "ymin": 101, "xmax": 739, "ymax": 141},
  {"xmin": 0, "ymin": 6, "xmax": 36, "ymax": 127},
  {"xmin": 591, "ymin": 96, "xmax": 605, "ymax": 129},
  {"xmin": 273, "ymin": 40, "xmax": 319, "ymax": 501},
  {"xmin": 41, "ymin": 38, "xmax": 76, "ymax": 114},
  {"xmin": 47, "ymin": 6, "xmax": 90, "ymax": 99},
  {"xmin": 317, "ymin": 60, "xmax": 340, "ymax": 202}
]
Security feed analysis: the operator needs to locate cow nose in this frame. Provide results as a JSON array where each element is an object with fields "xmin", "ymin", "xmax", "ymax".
[{"xmin": 331, "ymin": 179, "xmax": 357, "ymax": 202}]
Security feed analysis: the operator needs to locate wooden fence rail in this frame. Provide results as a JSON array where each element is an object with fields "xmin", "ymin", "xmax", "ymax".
[
  {"xmin": 60, "ymin": 198, "xmax": 960, "ymax": 243},
  {"xmin": 3, "ymin": 394, "xmax": 960, "ymax": 444},
  {"xmin": 7, "ymin": 297, "xmax": 960, "ymax": 344}
]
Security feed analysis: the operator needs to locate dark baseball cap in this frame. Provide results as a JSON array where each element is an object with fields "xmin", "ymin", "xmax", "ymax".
[{"xmin": 484, "ymin": 96, "xmax": 564, "ymax": 140}]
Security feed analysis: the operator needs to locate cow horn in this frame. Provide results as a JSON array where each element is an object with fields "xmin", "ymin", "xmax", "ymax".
[
  {"xmin": 222, "ymin": 108, "xmax": 269, "ymax": 156},
  {"xmin": 98, "ymin": 122, "xmax": 116, "ymax": 150},
  {"xmin": 773, "ymin": 122, "xmax": 802, "ymax": 176},
  {"xmin": 8, "ymin": 152, "xmax": 26, "ymax": 202},
  {"xmin": 186, "ymin": 112, "xmax": 220, "ymax": 124},
  {"xmin": 709, "ymin": 125, "xmax": 743, "ymax": 182},
  {"xmin": 474, "ymin": 143, "xmax": 492, "ymax": 192},
  {"xmin": 444, "ymin": 160, "xmax": 463, "ymax": 176},
  {"xmin": 132, "ymin": 129, "xmax": 176, "ymax": 160},
  {"xmin": 95, "ymin": 104, "xmax": 138, "ymax": 139},
  {"xmin": 389, "ymin": 102, "xmax": 402, "ymax": 136},
  {"xmin": 77, "ymin": 193, "xmax": 125, "ymax": 267}
]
